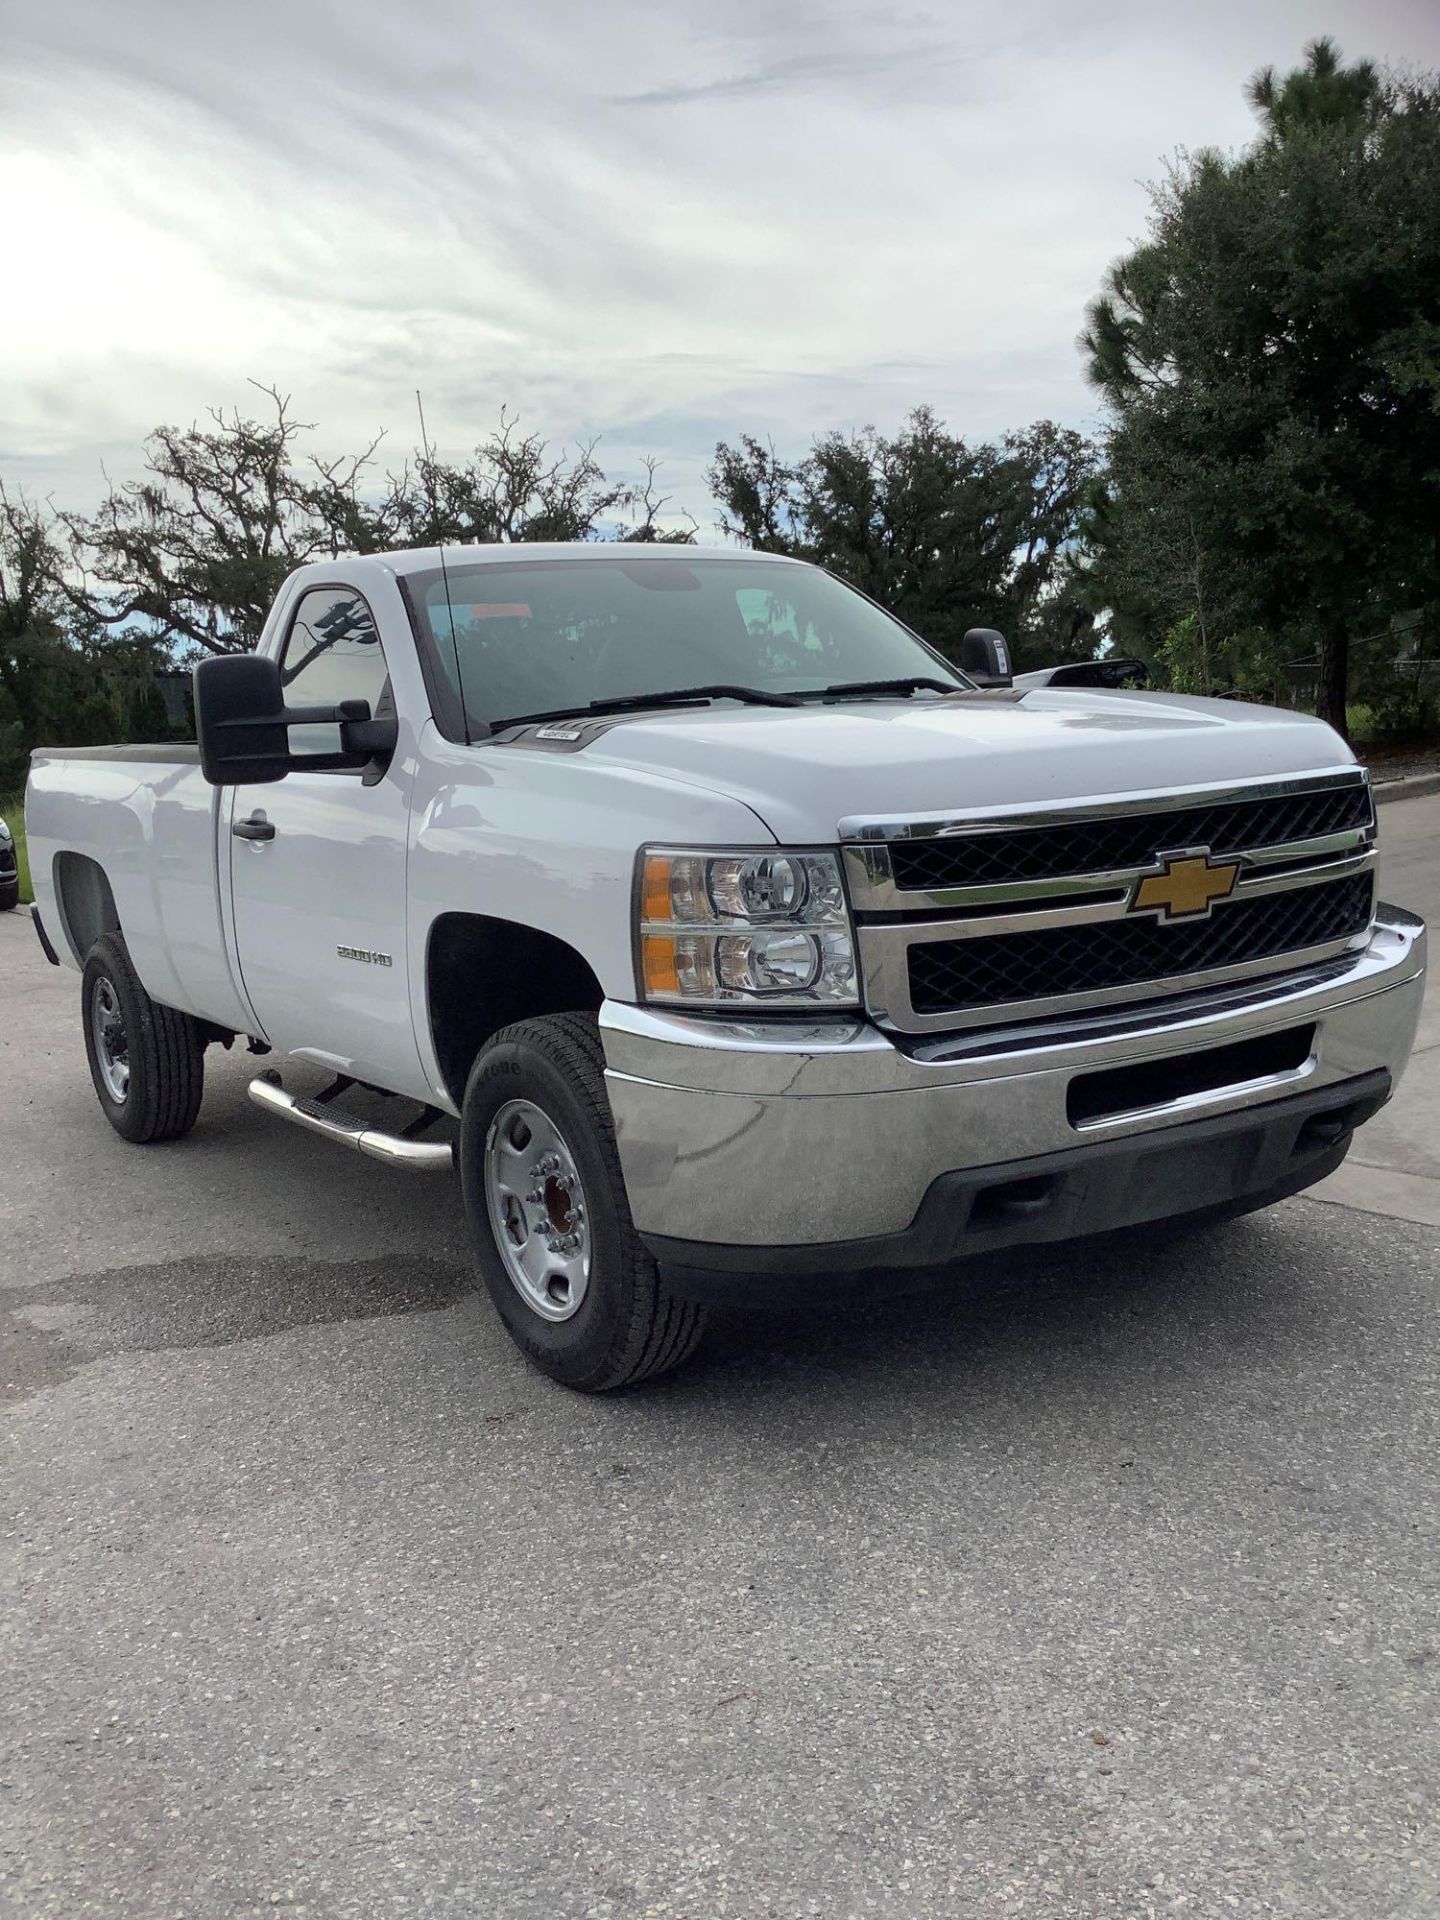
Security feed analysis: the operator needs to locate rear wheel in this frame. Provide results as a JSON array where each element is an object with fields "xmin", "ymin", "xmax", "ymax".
[
  {"xmin": 460, "ymin": 1012, "xmax": 706, "ymax": 1391},
  {"xmin": 82, "ymin": 933, "xmax": 205, "ymax": 1143}
]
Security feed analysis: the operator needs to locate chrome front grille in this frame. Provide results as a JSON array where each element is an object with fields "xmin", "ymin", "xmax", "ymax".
[
  {"xmin": 841, "ymin": 769, "xmax": 1378, "ymax": 1033},
  {"xmin": 887, "ymin": 781, "xmax": 1373, "ymax": 894},
  {"xmin": 907, "ymin": 872, "xmax": 1374, "ymax": 1016}
]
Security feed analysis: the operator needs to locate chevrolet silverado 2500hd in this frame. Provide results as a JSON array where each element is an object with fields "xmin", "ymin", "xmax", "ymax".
[{"xmin": 24, "ymin": 545, "xmax": 1426, "ymax": 1389}]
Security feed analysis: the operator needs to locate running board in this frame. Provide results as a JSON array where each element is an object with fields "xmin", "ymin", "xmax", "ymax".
[{"xmin": 248, "ymin": 1076, "xmax": 454, "ymax": 1173}]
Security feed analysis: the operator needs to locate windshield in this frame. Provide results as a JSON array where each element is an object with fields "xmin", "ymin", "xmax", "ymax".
[{"xmin": 405, "ymin": 555, "xmax": 969, "ymax": 735}]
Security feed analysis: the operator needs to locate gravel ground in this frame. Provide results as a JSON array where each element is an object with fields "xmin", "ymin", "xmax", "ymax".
[
  {"xmin": 2, "ymin": 901, "xmax": 1437, "ymax": 1919},
  {"xmin": 1362, "ymin": 741, "xmax": 1440, "ymax": 785}
]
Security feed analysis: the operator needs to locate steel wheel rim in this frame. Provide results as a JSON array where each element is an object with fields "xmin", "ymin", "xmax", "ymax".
[
  {"xmin": 91, "ymin": 976, "xmax": 130, "ymax": 1104},
  {"xmin": 483, "ymin": 1098, "xmax": 591, "ymax": 1323}
]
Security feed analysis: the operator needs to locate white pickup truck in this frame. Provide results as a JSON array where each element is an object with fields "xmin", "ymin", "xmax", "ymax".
[{"xmin": 25, "ymin": 544, "xmax": 1426, "ymax": 1389}]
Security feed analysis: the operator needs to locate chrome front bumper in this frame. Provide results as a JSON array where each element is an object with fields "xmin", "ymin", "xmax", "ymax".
[{"xmin": 601, "ymin": 904, "xmax": 1425, "ymax": 1257}]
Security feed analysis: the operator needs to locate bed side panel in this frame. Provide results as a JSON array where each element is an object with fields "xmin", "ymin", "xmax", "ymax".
[{"xmin": 26, "ymin": 750, "xmax": 252, "ymax": 1029}]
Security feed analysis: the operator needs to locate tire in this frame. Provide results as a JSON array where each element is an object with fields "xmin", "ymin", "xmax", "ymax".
[
  {"xmin": 460, "ymin": 1012, "xmax": 707, "ymax": 1391},
  {"xmin": 81, "ymin": 932, "xmax": 205, "ymax": 1143},
  {"xmin": 0, "ymin": 880, "xmax": 18, "ymax": 912}
]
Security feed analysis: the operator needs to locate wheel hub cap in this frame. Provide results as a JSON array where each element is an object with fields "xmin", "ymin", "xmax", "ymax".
[
  {"xmin": 91, "ymin": 977, "xmax": 130, "ymax": 1104},
  {"xmin": 483, "ymin": 1100, "xmax": 591, "ymax": 1322}
]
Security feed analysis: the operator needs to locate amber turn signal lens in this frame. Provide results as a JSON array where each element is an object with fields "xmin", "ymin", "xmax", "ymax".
[
  {"xmin": 641, "ymin": 933, "xmax": 680, "ymax": 995},
  {"xmin": 642, "ymin": 855, "xmax": 672, "ymax": 925}
]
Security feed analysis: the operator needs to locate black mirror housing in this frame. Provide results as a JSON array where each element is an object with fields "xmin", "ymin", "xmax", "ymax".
[
  {"xmin": 194, "ymin": 655, "xmax": 398, "ymax": 786},
  {"xmin": 194, "ymin": 655, "xmax": 292, "ymax": 785},
  {"xmin": 960, "ymin": 628, "xmax": 1013, "ymax": 689}
]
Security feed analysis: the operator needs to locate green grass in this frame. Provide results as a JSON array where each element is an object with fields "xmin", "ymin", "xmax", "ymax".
[{"xmin": 1, "ymin": 791, "xmax": 32, "ymax": 904}]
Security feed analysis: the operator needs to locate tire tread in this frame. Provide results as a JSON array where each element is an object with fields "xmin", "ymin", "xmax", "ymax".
[
  {"xmin": 83, "ymin": 933, "xmax": 205, "ymax": 1144},
  {"xmin": 463, "ymin": 1011, "xmax": 705, "ymax": 1390}
]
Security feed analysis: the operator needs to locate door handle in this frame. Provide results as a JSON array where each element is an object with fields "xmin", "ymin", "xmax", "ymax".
[{"xmin": 233, "ymin": 814, "xmax": 276, "ymax": 842}]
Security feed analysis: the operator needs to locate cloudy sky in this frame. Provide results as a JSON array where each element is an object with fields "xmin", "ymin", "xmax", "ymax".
[{"xmin": 5, "ymin": 0, "xmax": 1439, "ymax": 528}]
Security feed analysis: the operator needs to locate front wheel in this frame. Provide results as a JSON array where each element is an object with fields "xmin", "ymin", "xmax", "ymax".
[
  {"xmin": 460, "ymin": 1013, "xmax": 706, "ymax": 1391},
  {"xmin": 82, "ymin": 933, "xmax": 205, "ymax": 1143}
]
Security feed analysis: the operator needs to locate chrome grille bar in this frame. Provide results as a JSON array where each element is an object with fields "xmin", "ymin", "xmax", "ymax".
[
  {"xmin": 839, "ymin": 765, "xmax": 1370, "ymax": 843},
  {"xmin": 843, "ymin": 769, "xmax": 1378, "ymax": 1033}
]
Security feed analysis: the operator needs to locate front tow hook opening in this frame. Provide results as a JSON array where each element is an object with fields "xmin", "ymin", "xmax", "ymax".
[
  {"xmin": 1293, "ymin": 1089, "xmax": 1386, "ymax": 1155},
  {"xmin": 969, "ymin": 1173, "xmax": 1061, "ymax": 1229}
]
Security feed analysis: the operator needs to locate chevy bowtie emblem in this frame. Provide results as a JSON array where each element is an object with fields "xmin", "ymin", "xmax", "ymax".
[{"xmin": 1130, "ymin": 850, "xmax": 1240, "ymax": 921}]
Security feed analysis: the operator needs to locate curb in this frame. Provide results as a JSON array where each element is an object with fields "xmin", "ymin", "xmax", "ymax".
[{"xmin": 1372, "ymin": 770, "xmax": 1440, "ymax": 805}]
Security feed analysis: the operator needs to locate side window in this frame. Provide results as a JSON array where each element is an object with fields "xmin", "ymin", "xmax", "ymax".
[{"xmin": 278, "ymin": 587, "xmax": 388, "ymax": 758}]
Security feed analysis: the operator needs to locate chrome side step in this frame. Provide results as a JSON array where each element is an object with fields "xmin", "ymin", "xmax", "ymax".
[{"xmin": 248, "ymin": 1076, "xmax": 454, "ymax": 1173}]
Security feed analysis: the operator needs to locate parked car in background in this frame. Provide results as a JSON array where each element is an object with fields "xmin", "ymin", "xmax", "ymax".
[
  {"xmin": 1012, "ymin": 658, "xmax": 1149, "ymax": 692},
  {"xmin": 0, "ymin": 818, "xmax": 18, "ymax": 910}
]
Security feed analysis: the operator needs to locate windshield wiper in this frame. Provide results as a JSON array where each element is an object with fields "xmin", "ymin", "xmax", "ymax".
[
  {"xmin": 489, "ymin": 684, "xmax": 802, "ymax": 730},
  {"xmin": 801, "ymin": 676, "xmax": 966, "ymax": 701}
]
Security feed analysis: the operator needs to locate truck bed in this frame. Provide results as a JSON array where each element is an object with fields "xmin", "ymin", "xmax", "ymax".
[{"xmin": 25, "ymin": 746, "xmax": 253, "ymax": 1032}]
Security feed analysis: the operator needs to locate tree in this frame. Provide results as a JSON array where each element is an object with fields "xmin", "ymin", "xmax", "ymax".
[
  {"xmin": 1082, "ymin": 40, "xmax": 1440, "ymax": 732},
  {"xmin": 52, "ymin": 385, "xmax": 394, "ymax": 655},
  {"xmin": 51, "ymin": 394, "xmax": 690, "ymax": 659},
  {"xmin": 0, "ymin": 492, "xmax": 177, "ymax": 782},
  {"xmin": 617, "ymin": 460, "xmax": 701, "ymax": 543},
  {"xmin": 708, "ymin": 409, "xmax": 1097, "ymax": 664},
  {"xmin": 387, "ymin": 408, "xmax": 640, "ymax": 548},
  {"xmin": 1247, "ymin": 35, "xmax": 1382, "ymax": 139},
  {"xmin": 1070, "ymin": 411, "xmax": 1269, "ymax": 688},
  {"xmin": 999, "ymin": 421, "xmax": 1098, "ymax": 661},
  {"xmin": 805, "ymin": 411, "xmax": 1019, "ymax": 647},
  {"xmin": 709, "ymin": 436, "xmax": 801, "ymax": 552},
  {"xmin": 385, "ymin": 412, "xmax": 696, "ymax": 547},
  {"xmin": 0, "ymin": 495, "xmax": 69, "ymax": 762}
]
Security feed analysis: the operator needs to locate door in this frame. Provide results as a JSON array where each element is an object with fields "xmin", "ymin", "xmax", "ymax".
[{"xmin": 227, "ymin": 583, "xmax": 428, "ymax": 1099}]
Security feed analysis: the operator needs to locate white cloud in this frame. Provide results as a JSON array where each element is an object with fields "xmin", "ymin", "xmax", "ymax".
[{"xmin": 3, "ymin": 0, "xmax": 1438, "ymax": 523}]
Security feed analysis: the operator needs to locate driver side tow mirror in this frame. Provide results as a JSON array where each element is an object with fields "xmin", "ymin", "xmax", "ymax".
[
  {"xmin": 193, "ymin": 654, "xmax": 398, "ymax": 786},
  {"xmin": 959, "ymin": 628, "xmax": 1013, "ymax": 689}
]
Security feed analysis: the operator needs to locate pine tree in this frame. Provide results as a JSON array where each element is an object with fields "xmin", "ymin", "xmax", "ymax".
[{"xmin": 1082, "ymin": 42, "xmax": 1440, "ymax": 733}]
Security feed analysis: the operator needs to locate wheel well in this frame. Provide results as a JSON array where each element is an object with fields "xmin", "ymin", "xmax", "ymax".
[
  {"xmin": 427, "ymin": 913, "xmax": 605, "ymax": 1109},
  {"xmin": 54, "ymin": 852, "xmax": 120, "ymax": 962}
]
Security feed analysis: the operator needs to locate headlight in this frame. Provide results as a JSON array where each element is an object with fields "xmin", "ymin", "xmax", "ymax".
[{"xmin": 637, "ymin": 848, "xmax": 859, "ymax": 1007}]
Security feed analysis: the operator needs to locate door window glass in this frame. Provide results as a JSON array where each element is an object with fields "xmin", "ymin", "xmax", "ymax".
[{"xmin": 278, "ymin": 587, "xmax": 387, "ymax": 756}]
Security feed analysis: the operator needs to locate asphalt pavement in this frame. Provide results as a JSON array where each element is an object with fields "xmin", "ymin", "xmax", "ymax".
[{"xmin": 1, "ymin": 797, "xmax": 1436, "ymax": 1919}]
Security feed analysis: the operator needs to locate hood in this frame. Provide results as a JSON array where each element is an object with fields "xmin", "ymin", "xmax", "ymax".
[{"xmin": 569, "ymin": 690, "xmax": 1355, "ymax": 842}]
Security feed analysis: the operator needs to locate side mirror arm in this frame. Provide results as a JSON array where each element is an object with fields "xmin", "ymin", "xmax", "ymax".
[{"xmin": 338, "ymin": 709, "xmax": 400, "ymax": 760}]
